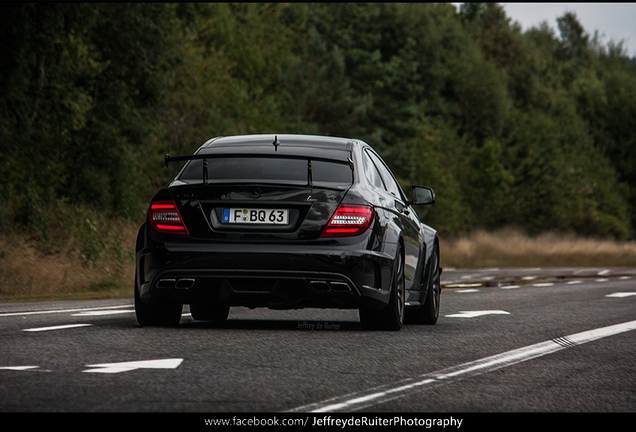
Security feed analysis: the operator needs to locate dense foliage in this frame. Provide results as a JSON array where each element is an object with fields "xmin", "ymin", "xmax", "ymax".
[{"xmin": 2, "ymin": 3, "xmax": 636, "ymax": 247}]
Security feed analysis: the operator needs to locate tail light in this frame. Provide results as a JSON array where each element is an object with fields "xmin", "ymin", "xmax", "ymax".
[
  {"xmin": 148, "ymin": 201, "xmax": 189, "ymax": 234},
  {"xmin": 322, "ymin": 204, "xmax": 374, "ymax": 237}
]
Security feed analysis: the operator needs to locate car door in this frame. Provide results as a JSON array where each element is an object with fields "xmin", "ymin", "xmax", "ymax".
[{"xmin": 364, "ymin": 148, "xmax": 422, "ymax": 288}]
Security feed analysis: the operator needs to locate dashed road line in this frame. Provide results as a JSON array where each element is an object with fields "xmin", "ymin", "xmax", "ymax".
[
  {"xmin": 0, "ymin": 366, "xmax": 40, "ymax": 371},
  {"xmin": 0, "ymin": 305, "xmax": 132, "ymax": 318},
  {"xmin": 22, "ymin": 324, "xmax": 93, "ymax": 332},
  {"xmin": 445, "ymin": 310, "xmax": 510, "ymax": 318},
  {"xmin": 72, "ymin": 310, "xmax": 134, "ymax": 317},
  {"xmin": 83, "ymin": 358, "xmax": 184, "ymax": 374}
]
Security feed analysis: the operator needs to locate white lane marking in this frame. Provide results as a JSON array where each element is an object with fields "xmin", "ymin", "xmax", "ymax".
[
  {"xmin": 445, "ymin": 310, "xmax": 510, "ymax": 318},
  {"xmin": 455, "ymin": 289, "xmax": 480, "ymax": 293},
  {"xmin": 446, "ymin": 283, "xmax": 481, "ymax": 288},
  {"xmin": 72, "ymin": 310, "xmax": 134, "ymax": 316},
  {"xmin": 501, "ymin": 285, "xmax": 520, "ymax": 289},
  {"xmin": 567, "ymin": 280, "xmax": 583, "ymax": 285},
  {"xmin": 22, "ymin": 324, "xmax": 93, "ymax": 332},
  {"xmin": 522, "ymin": 276, "xmax": 537, "ymax": 280},
  {"xmin": 606, "ymin": 292, "xmax": 636, "ymax": 298},
  {"xmin": 0, "ymin": 366, "xmax": 40, "ymax": 371},
  {"xmin": 288, "ymin": 319, "xmax": 636, "ymax": 412},
  {"xmin": 598, "ymin": 269, "xmax": 610, "ymax": 276},
  {"xmin": 83, "ymin": 358, "xmax": 184, "ymax": 374},
  {"xmin": 532, "ymin": 283, "xmax": 554, "ymax": 287},
  {"xmin": 0, "ymin": 305, "xmax": 132, "ymax": 318},
  {"xmin": 596, "ymin": 278, "xmax": 609, "ymax": 282}
]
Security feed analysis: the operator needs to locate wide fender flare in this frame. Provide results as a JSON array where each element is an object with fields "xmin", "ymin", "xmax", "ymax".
[{"xmin": 420, "ymin": 222, "xmax": 439, "ymax": 274}]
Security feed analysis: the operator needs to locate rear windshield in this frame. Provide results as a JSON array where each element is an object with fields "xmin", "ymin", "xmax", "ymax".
[{"xmin": 179, "ymin": 157, "xmax": 352, "ymax": 184}]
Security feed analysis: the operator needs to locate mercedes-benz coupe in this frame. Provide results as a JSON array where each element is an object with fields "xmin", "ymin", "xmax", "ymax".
[{"xmin": 134, "ymin": 134, "xmax": 440, "ymax": 330}]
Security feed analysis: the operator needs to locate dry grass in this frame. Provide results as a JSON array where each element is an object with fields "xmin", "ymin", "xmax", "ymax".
[
  {"xmin": 2, "ymin": 226, "xmax": 636, "ymax": 302},
  {"xmin": 441, "ymin": 228, "xmax": 636, "ymax": 269},
  {"xmin": 0, "ymin": 221, "xmax": 138, "ymax": 303}
]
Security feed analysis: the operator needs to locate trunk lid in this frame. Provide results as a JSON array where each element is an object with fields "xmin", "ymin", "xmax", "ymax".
[{"xmin": 167, "ymin": 155, "xmax": 353, "ymax": 241}]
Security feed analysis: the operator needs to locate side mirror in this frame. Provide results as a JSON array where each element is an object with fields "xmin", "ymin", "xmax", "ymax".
[{"xmin": 410, "ymin": 186, "xmax": 435, "ymax": 205}]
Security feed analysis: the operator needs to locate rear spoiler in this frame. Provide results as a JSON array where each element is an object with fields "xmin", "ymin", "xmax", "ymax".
[
  {"xmin": 164, "ymin": 153, "xmax": 354, "ymax": 168},
  {"xmin": 164, "ymin": 153, "xmax": 211, "ymax": 168},
  {"xmin": 163, "ymin": 153, "xmax": 355, "ymax": 185}
]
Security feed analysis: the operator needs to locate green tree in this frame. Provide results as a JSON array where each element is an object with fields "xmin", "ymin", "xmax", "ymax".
[
  {"xmin": 463, "ymin": 138, "xmax": 514, "ymax": 229},
  {"xmin": 3, "ymin": 2, "xmax": 636, "ymax": 246}
]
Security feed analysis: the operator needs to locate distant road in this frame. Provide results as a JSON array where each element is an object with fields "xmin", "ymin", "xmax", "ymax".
[{"xmin": 1, "ymin": 267, "xmax": 635, "ymax": 418}]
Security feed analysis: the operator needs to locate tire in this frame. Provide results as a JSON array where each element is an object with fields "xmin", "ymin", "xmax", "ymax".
[
  {"xmin": 189, "ymin": 302, "xmax": 230, "ymax": 323},
  {"xmin": 360, "ymin": 245, "xmax": 405, "ymax": 331},
  {"xmin": 407, "ymin": 244, "xmax": 440, "ymax": 325},
  {"xmin": 134, "ymin": 278, "xmax": 183, "ymax": 327}
]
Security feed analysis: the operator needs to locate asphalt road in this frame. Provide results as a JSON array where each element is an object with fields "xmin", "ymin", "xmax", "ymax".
[{"xmin": 1, "ymin": 267, "xmax": 635, "ymax": 424}]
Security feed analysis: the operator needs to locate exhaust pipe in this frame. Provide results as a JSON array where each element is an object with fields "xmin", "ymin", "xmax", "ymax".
[
  {"xmin": 310, "ymin": 281, "xmax": 330, "ymax": 292},
  {"xmin": 156, "ymin": 279, "xmax": 176, "ymax": 289},
  {"xmin": 175, "ymin": 278, "xmax": 196, "ymax": 289},
  {"xmin": 156, "ymin": 278, "xmax": 196, "ymax": 289},
  {"xmin": 309, "ymin": 281, "xmax": 352, "ymax": 292},
  {"xmin": 329, "ymin": 282, "xmax": 351, "ymax": 292}
]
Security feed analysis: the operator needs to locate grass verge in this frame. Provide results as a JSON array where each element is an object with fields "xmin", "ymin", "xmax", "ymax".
[
  {"xmin": 441, "ymin": 228, "xmax": 636, "ymax": 269},
  {"xmin": 0, "ymin": 219, "xmax": 137, "ymax": 303}
]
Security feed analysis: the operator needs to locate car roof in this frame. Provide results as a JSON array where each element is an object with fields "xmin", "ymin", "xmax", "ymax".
[
  {"xmin": 196, "ymin": 134, "xmax": 360, "ymax": 161},
  {"xmin": 201, "ymin": 134, "xmax": 355, "ymax": 149}
]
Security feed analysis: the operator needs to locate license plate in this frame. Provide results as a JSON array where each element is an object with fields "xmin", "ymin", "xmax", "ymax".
[{"xmin": 222, "ymin": 208, "xmax": 289, "ymax": 225}]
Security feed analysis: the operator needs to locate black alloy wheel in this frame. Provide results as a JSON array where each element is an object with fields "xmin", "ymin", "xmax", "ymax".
[
  {"xmin": 359, "ymin": 245, "xmax": 405, "ymax": 331},
  {"xmin": 406, "ymin": 244, "xmax": 440, "ymax": 325},
  {"xmin": 421, "ymin": 244, "xmax": 440, "ymax": 324},
  {"xmin": 134, "ymin": 276, "xmax": 183, "ymax": 327}
]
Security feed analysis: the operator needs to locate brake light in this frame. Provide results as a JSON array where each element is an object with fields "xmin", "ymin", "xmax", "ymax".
[
  {"xmin": 148, "ymin": 201, "xmax": 189, "ymax": 234},
  {"xmin": 322, "ymin": 204, "xmax": 374, "ymax": 237}
]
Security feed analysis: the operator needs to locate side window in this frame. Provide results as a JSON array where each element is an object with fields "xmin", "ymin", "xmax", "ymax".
[
  {"xmin": 367, "ymin": 150, "xmax": 403, "ymax": 200},
  {"xmin": 362, "ymin": 152, "xmax": 385, "ymax": 189}
]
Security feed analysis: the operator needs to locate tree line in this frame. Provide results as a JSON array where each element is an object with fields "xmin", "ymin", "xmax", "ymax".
[{"xmin": 2, "ymin": 3, "xmax": 636, "ymax": 245}]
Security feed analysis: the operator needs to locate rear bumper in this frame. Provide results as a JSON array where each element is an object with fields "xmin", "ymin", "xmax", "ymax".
[{"xmin": 136, "ymin": 237, "xmax": 395, "ymax": 310}]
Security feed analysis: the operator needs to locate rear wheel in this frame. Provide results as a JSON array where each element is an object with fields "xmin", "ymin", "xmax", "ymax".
[
  {"xmin": 360, "ymin": 245, "xmax": 405, "ymax": 331},
  {"xmin": 406, "ymin": 244, "xmax": 440, "ymax": 325},
  {"xmin": 134, "ymin": 278, "xmax": 182, "ymax": 327},
  {"xmin": 189, "ymin": 302, "xmax": 230, "ymax": 323}
]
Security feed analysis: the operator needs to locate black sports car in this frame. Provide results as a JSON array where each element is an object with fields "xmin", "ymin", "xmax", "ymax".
[{"xmin": 134, "ymin": 134, "xmax": 440, "ymax": 330}]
